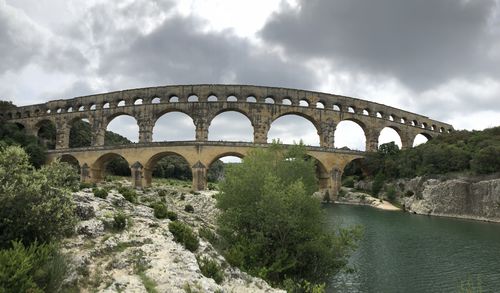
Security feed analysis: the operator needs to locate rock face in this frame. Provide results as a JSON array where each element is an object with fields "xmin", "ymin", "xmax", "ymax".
[
  {"xmin": 402, "ymin": 178, "xmax": 500, "ymax": 222},
  {"xmin": 64, "ymin": 183, "xmax": 284, "ymax": 293}
]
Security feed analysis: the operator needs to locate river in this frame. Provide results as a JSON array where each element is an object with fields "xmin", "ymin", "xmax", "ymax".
[{"xmin": 324, "ymin": 204, "xmax": 500, "ymax": 293}]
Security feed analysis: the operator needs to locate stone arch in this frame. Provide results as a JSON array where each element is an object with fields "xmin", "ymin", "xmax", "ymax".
[
  {"xmin": 144, "ymin": 151, "xmax": 193, "ymax": 185},
  {"xmin": 378, "ymin": 126, "xmax": 402, "ymax": 149},
  {"xmin": 208, "ymin": 110, "xmax": 253, "ymax": 142},
  {"xmin": 36, "ymin": 119, "xmax": 56, "ymax": 150},
  {"xmin": 153, "ymin": 110, "xmax": 196, "ymax": 141},
  {"xmin": 134, "ymin": 98, "xmax": 143, "ymax": 105},
  {"xmin": 246, "ymin": 96, "xmax": 257, "ymax": 103},
  {"xmin": 299, "ymin": 99, "xmax": 309, "ymax": 107},
  {"xmin": 413, "ymin": 132, "xmax": 432, "ymax": 147},
  {"xmin": 268, "ymin": 113, "xmax": 320, "ymax": 146},
  {"xmin": 265, "ymin": 97, "xmax": 275, "ymax": 104},
  {"xmin": 316, "ymin": 101, "xmax": 325, "ymax": 109},
  {"xmin": 227, "ymin": 95, "xmax": 238, "ymax": 102},
  {"xmin": 59, "ymin": 154, "xmax": 80, "ymax": 173},
  {"xmin": 188, "ymin": 95, "xmax": 199, "ymax": 102},
  {"xmin": 92, "ymin": 152, "xmax": 131, "ymax": 181},
  {"xmin": 282, "ymin": 98, "xmax": 292, "ymax": 105},
  {"xmin": 334, "ymin": 119, "xmax": 366, "ymax": 151},
  {"xmin": 207, "ymin": 151, "xmax": 246, "ymax": 167},
  {"xmin": 68, "ymin": 116, "xmax": 92, "ymax": 148},
  {"xmin": 105, "ymin": 113, "xmax": 139, "ymax": 143},
  {"xmin": 208, "ymin": 95, "xmax": 218, "ymax": 102}
]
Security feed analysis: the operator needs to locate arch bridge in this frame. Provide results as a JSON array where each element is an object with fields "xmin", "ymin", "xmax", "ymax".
[{"xmin": 1, "ymin": 84, "xmax": 453, "ymax": 198}]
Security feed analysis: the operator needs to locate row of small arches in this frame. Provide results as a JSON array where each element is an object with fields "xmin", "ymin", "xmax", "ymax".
[{"xmin": 3, "ymin": 94, "xmax": 452, "ymax": 133}]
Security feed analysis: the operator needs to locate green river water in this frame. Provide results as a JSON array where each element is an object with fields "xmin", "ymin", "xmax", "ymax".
[{"xmin": 324, "ymin": 204, "xmax": 500, "ymax": 293}]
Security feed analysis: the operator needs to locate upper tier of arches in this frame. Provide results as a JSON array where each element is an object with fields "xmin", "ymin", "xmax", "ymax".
[{"xmin": 1, "ymin": 84, "xmax": 453, "ymax": 151}]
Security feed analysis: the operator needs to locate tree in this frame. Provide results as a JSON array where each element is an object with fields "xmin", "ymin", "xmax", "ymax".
[
  {"xmin": 217, "ymin": 144, "xmax": 361, "ymax": 289},
  {"xmin": 0, "ymin": 146, "xmax": 77, "ymax": 247}
]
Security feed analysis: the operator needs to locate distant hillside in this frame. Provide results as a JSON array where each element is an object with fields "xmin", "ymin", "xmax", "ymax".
[{"xmin": 346, "ymin": 126, "xmax": 500, "ymax": 180}]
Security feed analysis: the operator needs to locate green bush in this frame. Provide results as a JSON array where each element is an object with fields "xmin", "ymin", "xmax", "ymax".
[
  {"xmin": 404, "ymin": 190, "xmax": 414, "ymax": 197},
  {"xmin": 119, "ymin": 187, "xmax": 138, "ymax": 203},
  {"xmin": 342, "ymin": 177, "xmax": 355, "ymax": 188},
  {"xmin": 153, "ymin": 203, "xmax": 168, "ymax": 219},
  {"xmin": 93, "ymin": 187, "xmax": 108, "ymax": 199},
  {"xmin": 80, "ymin": 182, "xmax": 95, "ymax": 190},
  {"xmin": 167, "ymin": 211, "xmax": 178, "ymax": 221},
  {"xmin": 158, "ymin": 189, "xmax": 168, "ymax": 197},
  {"xmin": 217, "ymin": 144, "xmax": 361, "ymax": 287},
  {"xmin": 386, "ymin": 186, "xmax": 397, "ymax": 202},
  {"xmin": 197, "ymin": 256, "xmax": 224, "ymax": 284},
  {"xmin": 198, "ymin": 227, "xmax": 217, "ymax": 244},
  {"xmin": 371, "ymin": 173, "xmax": 385, "ymax": 197},
  {"xmin": 0, "ymin": 241, "xmax": 69, "ymax": 293},
  {"xmin": 168, "ymin": 221, "xmax": 199, "ymax": 252},
  {"xmin": 0, "ymin": 146, "xmax": 77, "ymax": 247},
  {"xmin": 113, "ymin": 212, "xmax": 127, "ymax": 231},
  {"xmin": 184, "ymin": 204, "xmax": 194, "ymax": 213}
]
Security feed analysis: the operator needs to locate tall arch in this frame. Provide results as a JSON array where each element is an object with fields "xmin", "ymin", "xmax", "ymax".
[
  {"xmin": 144, "ymin": 151, "xmax": 193, "ymax": 186},
  {"xmin": 105, "ymin": 114, "xmax": 139, "ymax": 143},
  {"xmin": 378, "ymin": 127, "xmax": 402, "ymax": 149},
  {"xmin": 334, "ymin": 120, "xmax": 366, "ymax": 151},
  {"xmin": 59, "ymin": 154, "xmax": 80, "ymax": 173},
  {"xmin": 268, "ymin": 114, "xmax": 320, "ymax": 146},
  {"xmin": 69, "ymin": 117, "xmax": 92, "ymax": 148},
  {"xmin": 92, "ymin": 153, "xmax": 131, "ymax": 182},
  {"xmin": 153, "ymin": 111, "xmax": 195, "ymax": 141},
  {"xmin": 36, "ymin": 119, "xmax": 56, "ymax": 150},
  {"xmin": 208, "ymin": 111, "xmax": 253, "ymax": 142},
  {"xmin": 413, "ymin": 133, "xmax": 431, "ymax": 147}
]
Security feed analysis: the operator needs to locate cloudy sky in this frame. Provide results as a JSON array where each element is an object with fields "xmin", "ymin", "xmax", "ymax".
[{"xmin": 1, "ymin": 0, "xmax": 499, "ymax": 152}]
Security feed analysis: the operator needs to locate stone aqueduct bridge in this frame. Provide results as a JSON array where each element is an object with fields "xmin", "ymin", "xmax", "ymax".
[{"xmin": 2, "ymin": 84, "xmax": 453, "ymax": 196}]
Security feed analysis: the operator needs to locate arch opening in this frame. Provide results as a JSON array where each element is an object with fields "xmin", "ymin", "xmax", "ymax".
[
  {"xmin": 316, "ymin": 102, "xmax": 325, "ymax": 109},
  {"xmin": 265, "ymin": 97, "xmax": 275, "ymax": 104},
  {"xmin": 362, "ymin": 109, "xmax": 369, "ymax": 116},
  {"xmin": 134, "ymin": 98, "xmax": 143, "ymax": 105},
  {"xmin": 334, "ymin": 120, "xmax": 366, "ymax": 151},
  {"xmin": 378, "ymin": 127, "xmax": 402, "ymax": 149},
  {"xmin": 268, "ymin": 114, "xmax": 320, "ymax": 146},
  {"xmin": 153, "ymin": 111, "xmax": 195, "ymax": 142},
  {"xmin": 333, "ymin": 104, "xmax": 341, "ymax": 111},
  {"xmin": 90, "ymin": 104, "xmax": 97, "ymax": 110},
  {"xmin": 152, "ymin": 97, "xmax": 161, "ymax": 104},
  {"xmin": 94, "ymin": 153, "xmax": 131, "ymax": 180},
  {"xmin": 227, "ymin": 95, "xmax": 237, "ymax": 102},
  {"xmin": 347, "ymin": 106, "xmax": 355, "ymax": 113},
  {"xmin": 341, "ymin": 158, "xmax": 368, "ymax": 188},
  {"xmin": 413, "ymin": 133, "xmax": 430, "ymax": 147},
  {"xmin": 207, "ymin": 154, "xmax": 244, "ymax": 184},
  {"xmin": 59, "ymin": 154, "xmax": 80, "ymax": 174},
  {"xmin": 103, "ymin": 102, "xmax": 110, "ymax": 109},
  {"xmin": 208, "ymin": 111, "xmax": 253, "ymax": 142},
  {"xmin": 117, "ymin": 100, "xmax": 126, "ymax": 107},
  {"xmin": 169, "ymin": 96, "xmax": 179, "ymax": 103},
  {"xmin": 376, "ymin": 112, "xmax": 383, "ymax": 118},
  {"xmin": 188, "ymin": 95, "xmax": 199, "ymax": 102},
  {"xmin": 246, "ymin": 96, "xmax": 256, "ymax": 103},
  {"xmin": 146, "ymin": 152, "xmax": 192, "ymax": 185},
  {"xmin": 282, "ymin": 98, "xmax": 292, "ymax": 105},
  {"xmin": 37, "ymin": 120, "xmax": 56, "ymax": 150},
  {"xmin": 69, "ymin": 118, "xmax": 92, "ymax": 148},
  {"xmin": 299, "ymin": 99, "xmax": 309, "ymax": 107},
  {"xmin": 208, "ymin": 95, "xmax": 218, "ymax": 102},
  {"xmin": 105, "ymin": 115, "xmax": 138, "ymax": 144}
]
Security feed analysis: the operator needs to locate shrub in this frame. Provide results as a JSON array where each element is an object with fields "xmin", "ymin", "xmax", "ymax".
[
  {"xmin": 153, "ymin": 203, "xmax": 168, "ymax": 219},
  {"xmin": 180, "ymin": 194, "xmax": 186, "ymax": 201},
  {"xmin": 198, "ymin": 227, "xmax": 217, "ymax": 244},
  {"xmin": 113, "ymin": 212, "xmax": 127, "ymax": 231},
  {"xmin": 119, "ymin": 187, "xmax": 137, "ymax": 203},
  {"xmin": 404, "ymin": 190, "xmax": 414, "ymax": 197},
  {"xmin": 93, "ymin": 187, "xmax": 108, "ymax": 199},
  {"xmin": 158, "ymin": 189, "xmax": 168, "ymax": 197},
  {"xmin": 168, "ymin": 221, "xmax": 199, "ymax": 252},
  {"xmin": 0, "ymin": 146, "xmax": 77, "ymax": 247},
  {"xmin": 80, "ymin": 182, "xmax": 94, "ymax": 190},
  {"xmin": 197, "ymin": 256, "xmax": 224, "ymax": 284},
  {"xmin": 0, "ymin": 241, "xmax": 69, "ymax": 293},
  {"xmin": 371, "ymin": 173, "xmax": 385, "ymax": 197},
  {"xmin": 342, "ymin": 177, "xmax": 355, "ymax": 188},
  {"xmin": 184, "ymin": 204, "xmax": 194, "ymax": 213},
  {"xmin": 386, "ymin": 186, "xmax": 397, "ymax": 202},
  {"xmin": 167, "ymin": 211, "xmax": 178, "ymax": 221}
]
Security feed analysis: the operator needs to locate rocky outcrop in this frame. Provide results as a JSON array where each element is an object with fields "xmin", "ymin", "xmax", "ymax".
[
  {"xmin": 402, "ymin": 178, "xmax": 500, "ymax": 222},
  {"xmin": 64, "ymin": 182, "xmax": 284, "ymax": 293},
  {"xmin": 335, "ymin": 188, "xmax": 400, "ymax": 211}
]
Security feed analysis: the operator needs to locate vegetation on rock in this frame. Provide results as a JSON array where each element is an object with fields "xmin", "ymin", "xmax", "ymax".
[{"xmin": 168, "ymin": 221, "xmax": 199, "ymax": 252}]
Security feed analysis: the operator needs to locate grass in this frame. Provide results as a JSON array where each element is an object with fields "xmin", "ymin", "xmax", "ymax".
[{"xmin": 138, "ymin": 272, "xmax": 158, "ymax": 293}]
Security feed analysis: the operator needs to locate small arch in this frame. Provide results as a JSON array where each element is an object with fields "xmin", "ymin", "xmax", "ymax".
[
  {"xmin": 316, "ymin": 102, "xmax": 325, "ymax": 109},
  {"xmin": 134, "ymin": 98, "xmax": 143, "ymax": 105},
  {"xmin": 246, "ymin": 96, "xmax": 257, "ymax": 103},
  {"xmin": 208, "ymin": 111, "xmax": 253, "ymax": 141},
  {"xmin": 334, "ymin": 120, "xmax": 366, "ymax": 151},
  {"xmin": 187, "ymin": 95, "xmax": 199, "ymax": 102},
  {"xmin": 447, "ymin": 129, "xmax": 453, "ymax": 133},
  {"xmin": 67, "ymin": 107, "xmax": 73, "ymax": 113},
  {"xmin": 152, "ymin": 97, "xmax": 161, "ymax": 104},
  {"xmin": 376, "ymin": 111, "xmax": 383, "ymax": 118},
  {"xmin": 389, "ymin": 115, "xmax": 395, "ymax": 121},
  {"xmin": 117, "ymin": 100, "xmax": 126, "ymax": 107},
  {"xmin": 56, "ymin": 108, "xmax": 63, "ymax": 114},
  {"xmin": 169, "ymin": 96, "xmax": 179, "ymax": 103},
  {"xmin": 103, "ymin": 102, "xmax": 110, "ymax": 109},
  {"xmin": 34, "ymin": 109, "xmax": 40, "ymax": 116},
  {"xmin": 421, "ymin": 122, "xmax": 427, "ymax": 129},
  {"xmin": 411, "ymin": 120, "xmax": 417, "ymax": 127},
  {"xmin": 333, "ymin": 104, "xmax": 341, "ymax": 111},
  {"xmin": 268, "ymin": 113, "xmax": 320, "ymax": 146},
  {"xmin": 265, "ymin": 97, "xmax": 275, "ymax": 104},
  {"xmin": 440, "ymin": 127, "xmax": 445, "ymax": 133},
  {"xmin": 93, "ymin": 153, "xmax": 131, "ymax": 179},
  {"xmin": 282, "ymin": 98, "xmax": 292, "ymax": 105},
  {"xmin": 401, "ymin": 117, "xmax": 406, "ymax": 124},
  {"xmin": 347, "ymin": 106, "xmax": 355, "ymax": 113},
  {"xmin": 299, "ymin": 99, "xmax": 309, "ymax": 107},
  {"xmin": 431, "ymin": 125, "xmax": 436, "ymax": 131},
  {"xmin": 208, "ymin": 95, "xmax": 218, "ymax": 102},
  {"xmin": 362, "ymin": 109, "xmax": 369, "ymax": 116},
  {"xmin": 90, "ymin": 104, "xmax": 97, "ymax": 110},
  {"xmin": 227, "ymin": 95, "xmax": 237, "ymax": 102},
  {"xmin": 78, "ymin": 106, "xmax": 85, "ymax": 112}
]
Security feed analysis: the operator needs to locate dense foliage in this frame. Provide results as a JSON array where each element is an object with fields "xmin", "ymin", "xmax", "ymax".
[
  {"xmin": 0, "ymin": 122, "xmax": 48, "ymax": 168},
  {"xmin": 217, "ymin": 144, "xmax": 361, "ymax": 289},
  {"xmin": 355, "ymin": 127, "xmax": 500, "ymax": 180},
  {"xmin": 168, "ymin": 221, "xmax": 199, "ymax": 252},
  {"xmin": 0, "ymin": 146, "xmax": 78, "ymax": 247}
]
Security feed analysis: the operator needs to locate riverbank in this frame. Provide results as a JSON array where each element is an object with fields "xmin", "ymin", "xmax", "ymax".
[
  {"xmin": 335, "ymin": 188, "xmax": 400, "ymax": 211},
  {"xmin": 63, "ymin": 181, "xmax": 284, "ymax": 293}
]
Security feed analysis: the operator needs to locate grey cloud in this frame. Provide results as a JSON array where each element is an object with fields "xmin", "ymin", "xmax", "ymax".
[{"xmin": 261, "ymin": 0, "xmax": 500, "ymax": 90}]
